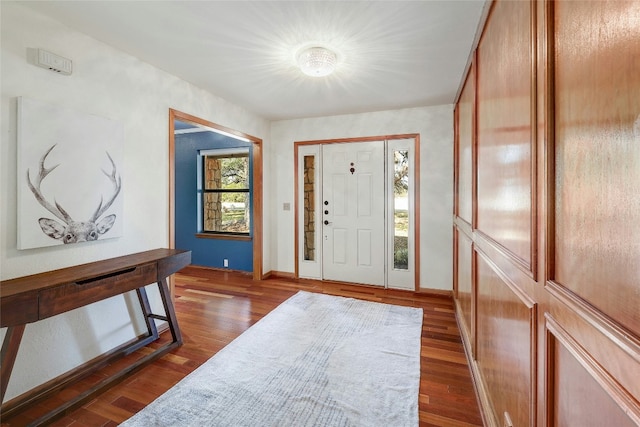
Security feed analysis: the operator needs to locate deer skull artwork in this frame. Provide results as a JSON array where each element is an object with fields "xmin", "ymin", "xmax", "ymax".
[{"xmin": 26, "ymin": 144, "xmax": 122, "ymax": 244}]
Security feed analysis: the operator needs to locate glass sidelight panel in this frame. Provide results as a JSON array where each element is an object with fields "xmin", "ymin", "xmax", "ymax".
[
  {"xmin": 393, "ymin": 150, "xmax": 409, "ymax": 270},
  {"xmin": 298, "ymin": 145, "xmax": 321, "ymax": 280},
  {"xmin": 303, "ymin": 155, "xmax": 316, "ymax": 261}
]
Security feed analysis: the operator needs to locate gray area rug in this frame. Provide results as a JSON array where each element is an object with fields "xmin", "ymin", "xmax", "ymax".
[{"xmin": 121, "ymin": 291, "xmax": 423, "ymax": 427}]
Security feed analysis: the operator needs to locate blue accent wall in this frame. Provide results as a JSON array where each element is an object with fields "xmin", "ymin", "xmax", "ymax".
[{"xmin": 175, "ymin": 124, "xmax": 253, "ymax": 271}]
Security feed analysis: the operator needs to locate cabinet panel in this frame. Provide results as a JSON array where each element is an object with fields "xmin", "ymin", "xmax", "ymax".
[
  {"xmin": 547, "ymin": 316, "xmax": 639, "ymax": 426},
  {"xmin": 553, "ymin": 0, "xmax": 640, "ymax": 337},
  {"xmin": 476, "ymin": 253, "xmax": 535, "ymax": 426},
  {"xmin": 457, "ymin": 66, "xmax": 475, "ymax": 224},
  {"xmin": 476, "ymin": 0, "xmax": 533, "ymax": 266},
  {"xmin": 456, "ymin": 229, "xmax": 474, "ymax": 351}
]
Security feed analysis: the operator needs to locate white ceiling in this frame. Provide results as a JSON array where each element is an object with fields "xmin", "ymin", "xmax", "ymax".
[{"xmin": 24, "ymin": 1, "xmax": 487, "ymax": 121}]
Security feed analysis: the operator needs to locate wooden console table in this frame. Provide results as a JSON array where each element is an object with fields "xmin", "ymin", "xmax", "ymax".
[{"xmin": 0, "ymin": 248, "xmax": 191, "ymax": 425}]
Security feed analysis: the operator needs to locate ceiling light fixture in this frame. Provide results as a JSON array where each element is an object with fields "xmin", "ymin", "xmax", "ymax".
[{"xmin": 297, "ymin": 46, "xmax": 337, "ymax": 77}]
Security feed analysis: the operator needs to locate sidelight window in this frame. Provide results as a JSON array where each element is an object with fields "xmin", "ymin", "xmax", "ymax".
[
  {"xmin": 392, "ymin": 150, "xmax": 409, "ymax": 270},
  {"xmin": 303, "ymin": 155, "xmax": 316, "ymax": 261},
  {"xmin": 386, "ymin": 137, "xmax": 415, "ymax": 290}
]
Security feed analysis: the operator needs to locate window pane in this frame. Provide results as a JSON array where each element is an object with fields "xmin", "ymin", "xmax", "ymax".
[
  {"xmin": 303, "ymin": 155, "xmax": 315, "ymax": 261},
  {"xmin": 204, "ymin": 155, "xmax": 249, "ymax": 190},
  {"xmin": 203, "ymin": 192, "xmax": 250, "ymax": 233},
  {"xmin": 203, "ymin": 192, "xmax": 221, "ymax": 231},
  {"xmin": 393, "ymin": 150, "xmax": 409, "ymax": 270}
]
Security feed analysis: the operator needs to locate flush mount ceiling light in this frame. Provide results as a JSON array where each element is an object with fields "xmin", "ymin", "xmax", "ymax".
[{"xmin": 297, "ymin": 46, "xmax": 337, "ymax": 77}]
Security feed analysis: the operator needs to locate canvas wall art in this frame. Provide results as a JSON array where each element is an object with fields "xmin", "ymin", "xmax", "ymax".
[{"xmin": 17, "ymin": 97, "xmax": 124, "ymax": 250}]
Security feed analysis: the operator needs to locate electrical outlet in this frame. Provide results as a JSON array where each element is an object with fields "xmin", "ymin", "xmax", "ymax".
[{"xmin": 223, "ymin": 259, "xmax": 229, "ymax": 268}]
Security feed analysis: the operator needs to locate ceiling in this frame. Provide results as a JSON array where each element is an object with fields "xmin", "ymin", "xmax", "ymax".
[{"xmin": 23, "ymin": 1, "xmax": 487, "ymax": 121}]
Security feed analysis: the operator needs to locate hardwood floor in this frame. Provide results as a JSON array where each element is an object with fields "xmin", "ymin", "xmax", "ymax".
[{"xmin": 1, "ymin": 266, "xmax": 483, "ymax": 427}]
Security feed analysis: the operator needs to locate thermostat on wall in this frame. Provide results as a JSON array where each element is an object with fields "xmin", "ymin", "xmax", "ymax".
[{"xmin": 34, "ymin": 48, "xmax": 72, "ymax": 75}]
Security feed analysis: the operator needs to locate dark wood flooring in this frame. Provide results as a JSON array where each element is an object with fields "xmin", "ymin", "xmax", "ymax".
[{"xmin": 1, "ymin": 266, "xmax": 483, "ymax": 426}]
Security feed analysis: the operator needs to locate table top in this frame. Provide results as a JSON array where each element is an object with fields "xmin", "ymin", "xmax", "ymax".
[{"xmin": 1, "ymin": 248, "xmax": 190, "ymax": 297}]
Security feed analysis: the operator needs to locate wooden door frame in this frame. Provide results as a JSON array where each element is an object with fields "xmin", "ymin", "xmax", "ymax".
[
  {"xmin": 294, "ymin": 134, "xmax": 420, "ymax": 291},
  {"xmin": 168, "ymin": 109, "xmax": 263, "ymax": 281}
]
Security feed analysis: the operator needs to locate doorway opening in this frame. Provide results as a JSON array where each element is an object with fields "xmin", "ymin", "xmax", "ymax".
[
  {"xmin": 169, "ymin": 109, "xmax": 263, "ymax": 280},
  {"xmin": 294, "ymin": 135, "xmax": 420, "ymax": 290}
]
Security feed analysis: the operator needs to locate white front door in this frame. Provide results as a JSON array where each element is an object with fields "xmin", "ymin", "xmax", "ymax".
[{"xmin": 321, "ymin": 141, "xmax": 385, "ymax": 286}]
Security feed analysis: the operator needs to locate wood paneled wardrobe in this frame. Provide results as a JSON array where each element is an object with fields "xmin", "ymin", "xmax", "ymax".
[{"xmin": 453, "ymin": 0, "xmax": 640, "ymax": 425}]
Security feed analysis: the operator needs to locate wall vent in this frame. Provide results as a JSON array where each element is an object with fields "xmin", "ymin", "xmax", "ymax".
[{"xmin": 34, "ymin": 49, "xmax": 72, "ymax": 75}]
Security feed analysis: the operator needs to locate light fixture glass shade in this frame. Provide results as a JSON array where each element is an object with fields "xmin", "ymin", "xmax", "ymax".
[{"xmin": 297, "ymin": 46, "xmax": 337, "ymax": 77}]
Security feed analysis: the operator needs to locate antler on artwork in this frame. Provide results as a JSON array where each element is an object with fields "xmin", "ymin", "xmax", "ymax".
[
  {"xmin": 26, "ymin": 144, "xmax": 73, "ymax": 224},
  {"xmin": 90, "ymin": 151, "xmax": 122, "ymax": 222},
  {"xmin": 26, "ymin": 144, "xmax": 122, "ymax": 244}
]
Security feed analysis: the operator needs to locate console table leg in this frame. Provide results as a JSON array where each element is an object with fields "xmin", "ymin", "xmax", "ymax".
[
  {"xmin": 157, "ymin": 278, "xmax": 182, "ymax": 344},
  {"xmin": 1, "ymin": 324, "xmax": 26, "ymax": 403},
  {"xmin": 136, "ymin": 287, "xmax": 160, "ymax": 339}
]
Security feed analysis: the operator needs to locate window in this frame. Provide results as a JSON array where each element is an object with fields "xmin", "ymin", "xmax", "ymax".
[
  {"xmin": 200, "ymin": 148, "xmax": 250, "ymax": 235},
  {"xmin": 303, "ymin": 155, "xmax": 316, "ymax": 261},
  {"xmin": 392, "ymin": 150, "xmax": 409, "ymax": 270}
]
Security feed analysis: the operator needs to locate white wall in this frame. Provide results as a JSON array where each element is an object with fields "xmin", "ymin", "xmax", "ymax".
[
  {"xmin": 270, "ymin": 105, "xmax": 454, "ymax": 291},
  {"xmin": 1, "ymin": 1, "xmax": 453, "ymax": 404},
  {"xmin": 0, "ymin": 2, "xmax": 270, "ymax": 401}
]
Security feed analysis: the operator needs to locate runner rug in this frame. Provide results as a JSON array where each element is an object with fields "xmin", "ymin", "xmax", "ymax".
[{"xmin": 121, "ymin": 291, "xmax": 423, "ymax": 427}]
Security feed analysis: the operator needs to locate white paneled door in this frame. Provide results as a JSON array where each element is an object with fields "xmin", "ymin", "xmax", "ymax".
[
  {"xmin": 297, "ymin": 138, "xmax": 416, "ymax": 290},
  {"xmin": 321, "ymin": 142, "xmax": 385, "ymax": 286}
]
